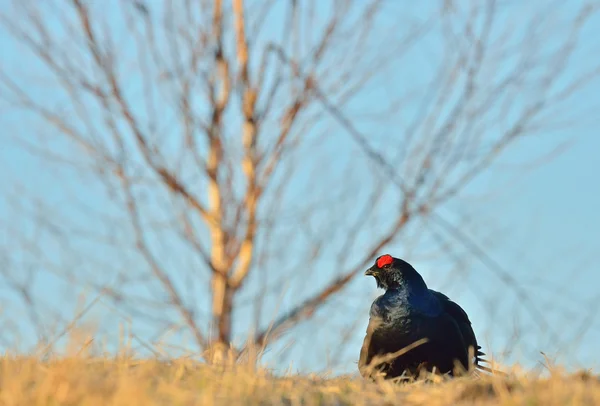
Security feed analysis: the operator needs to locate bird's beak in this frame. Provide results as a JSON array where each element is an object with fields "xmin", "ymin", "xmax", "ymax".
[{"xmin": 365, "ymin": 266, "xmax": 377, "ymax": 276}]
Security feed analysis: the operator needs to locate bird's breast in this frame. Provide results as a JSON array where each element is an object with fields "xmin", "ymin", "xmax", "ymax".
[{"xmin": 380, "ymin": 307, "xmax": 413, "ymax": 328}]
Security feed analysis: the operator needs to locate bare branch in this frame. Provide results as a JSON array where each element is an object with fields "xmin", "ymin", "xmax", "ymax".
[{"xmin": 230, "ymin": 0, "xmax": 259, "ymax": 289}]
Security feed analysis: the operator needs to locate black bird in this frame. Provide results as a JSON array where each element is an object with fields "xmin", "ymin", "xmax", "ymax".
[{"xmin": 358, "ymin": 254, "xmax": 488, "ymax": 379}]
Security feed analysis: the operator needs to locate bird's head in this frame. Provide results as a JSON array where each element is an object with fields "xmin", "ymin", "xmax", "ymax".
[{"xmin": 365, "ymin": 254, "xmax": 424, "ymax": 290}]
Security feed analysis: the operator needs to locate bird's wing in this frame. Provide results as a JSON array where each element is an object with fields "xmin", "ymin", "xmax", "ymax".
[
  {"xmin": 429, "ymin": 290, "xmax": 487, "ymax": 367},
  {"xmin": 358, "ymin": 302, "xmax": 384, "ymax": 378}
]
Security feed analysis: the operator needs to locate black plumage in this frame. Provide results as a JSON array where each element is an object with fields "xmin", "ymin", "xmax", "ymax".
[{"xmin": 358, "ymin": 254, "xmax": 487, "ymax": 380}]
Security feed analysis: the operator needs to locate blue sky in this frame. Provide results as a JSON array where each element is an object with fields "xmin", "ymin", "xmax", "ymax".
[{"xmin": 1, "ymin": 0, "xmax": 599, "ymax": 376}]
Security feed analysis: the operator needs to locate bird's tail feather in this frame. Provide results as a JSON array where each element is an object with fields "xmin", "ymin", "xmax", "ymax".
[{"xmin": 475, "ymin": 346, "xmax": 508, "ymax": 377}]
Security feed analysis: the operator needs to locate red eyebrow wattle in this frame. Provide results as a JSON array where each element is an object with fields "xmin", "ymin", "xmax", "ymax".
[{"xmin": 377, "ymin": 255, "xmax": 393, "ymax": 268}]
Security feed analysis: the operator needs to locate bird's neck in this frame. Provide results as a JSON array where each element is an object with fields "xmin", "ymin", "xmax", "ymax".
[
  {"xmin": 384, "ymin": 277, "xmax": 440, "ymax": 315},
  {"xmin": 385, "ymin": 282, "xmax": 428, "ymax": 301},
  {"xmin": 385, "ymin": 268, "xmax": 429, "ymax": 294}
]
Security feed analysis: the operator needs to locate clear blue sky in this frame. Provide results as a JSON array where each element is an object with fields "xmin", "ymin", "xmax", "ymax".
[{"xmin": 0, "ymin": 1, "xmax": 599, "ymax": 376}]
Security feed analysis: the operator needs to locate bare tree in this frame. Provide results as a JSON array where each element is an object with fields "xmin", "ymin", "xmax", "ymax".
[{"xmin": 0, "ymin": 0, "xmax": 598, "ymax": 366}]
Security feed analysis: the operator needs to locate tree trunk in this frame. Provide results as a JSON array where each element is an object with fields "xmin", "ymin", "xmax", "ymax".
[{"xmin": 210, "ymin": 272, "xmax": 234, "ymax": 364}]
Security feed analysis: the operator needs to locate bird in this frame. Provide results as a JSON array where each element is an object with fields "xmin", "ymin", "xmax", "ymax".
[{"xmin": 358, "ymin": 254, "xmax": 489, "ymax": 380}]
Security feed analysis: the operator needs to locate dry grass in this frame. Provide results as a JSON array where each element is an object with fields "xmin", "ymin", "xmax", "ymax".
[{"xmin": 0, "ymin": 354, "xmax": 599, "ymax": 406}]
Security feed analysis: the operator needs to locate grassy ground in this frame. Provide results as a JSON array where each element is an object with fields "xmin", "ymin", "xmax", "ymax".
[{"xmin": 1, "ymin": 356, "xmax": 599, "ymax": 405}]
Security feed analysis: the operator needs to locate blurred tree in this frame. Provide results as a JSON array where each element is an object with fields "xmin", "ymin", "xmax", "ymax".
[{"xmin": 0, "ymin": 0, "xmax": 598, "ymax": 366}]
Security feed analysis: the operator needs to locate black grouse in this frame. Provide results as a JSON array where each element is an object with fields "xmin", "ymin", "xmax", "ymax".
[{"xmin": 358, "ymin": 254, "xmax": 488, "ymax": 379}]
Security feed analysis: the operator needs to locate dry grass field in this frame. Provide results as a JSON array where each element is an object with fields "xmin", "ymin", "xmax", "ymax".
[{"xmin": 0, "ymin": 354, "xmax": 598, "ymax": 406}]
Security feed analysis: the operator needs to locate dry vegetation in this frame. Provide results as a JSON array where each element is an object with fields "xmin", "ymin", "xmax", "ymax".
[{"xmin": 0, "ymin": 353, "xmax": 598, "ymax": 405}]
